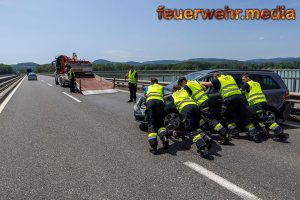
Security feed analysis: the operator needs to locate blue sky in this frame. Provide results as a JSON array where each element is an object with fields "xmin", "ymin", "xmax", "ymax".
[{"xmin": 0, "ymin": 0, "xmax": 299, "ymax": 64}]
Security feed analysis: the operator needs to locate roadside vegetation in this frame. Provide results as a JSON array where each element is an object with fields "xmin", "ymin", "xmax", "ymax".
[
  {"xmin": 22, "ymin": 61, "xmax": 300, "ymax": 73},
  {"xmin": 0, "ymin": 64, "xmax": 14, "ymax": 74}
]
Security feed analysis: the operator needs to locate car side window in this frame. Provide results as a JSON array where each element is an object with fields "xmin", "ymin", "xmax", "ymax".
[
  {"xmin": 250, "ymin": 74, "xmax": 280, "ymax": 90},
  {"xmin": 260, "ymin": 75, "xmax": 280, "ymax": 90}
]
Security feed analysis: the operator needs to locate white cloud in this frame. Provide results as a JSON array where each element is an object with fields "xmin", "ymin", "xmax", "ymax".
[{"xmin": 259, "ymin": 36, "xmax": 265, "ymax": 40}]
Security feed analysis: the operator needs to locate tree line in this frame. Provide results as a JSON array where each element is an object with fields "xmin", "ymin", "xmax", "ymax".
[
  {"xmin": 16, "ymin": 61, "xmax": 300, "ymax": 73},
  {"xmin": 93, "ymin": 61, "xmax": 300, "ymax": 71},
  {"xmin": 0, "ymin": 64, "xmax": 14, "ymax": 74}
]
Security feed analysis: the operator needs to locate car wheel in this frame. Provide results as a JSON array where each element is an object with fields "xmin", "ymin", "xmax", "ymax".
[
  {"xmin": 164, "ymin": 112, "xmax": 181, "ymax": 130},
  {"xmin": 265, "ymin": 109, "xmax": 277, "ymax": 124}
]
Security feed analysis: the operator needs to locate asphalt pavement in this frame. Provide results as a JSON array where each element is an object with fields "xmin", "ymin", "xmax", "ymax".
[{"xmin": 0, "ymin": 75, "xmax": 299, "ymax": 200}]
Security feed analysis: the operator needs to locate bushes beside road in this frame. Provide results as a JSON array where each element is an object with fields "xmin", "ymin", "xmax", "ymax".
[{"xmin": 0, "ymin": 64, "xmax": 14, "ymax": 74}]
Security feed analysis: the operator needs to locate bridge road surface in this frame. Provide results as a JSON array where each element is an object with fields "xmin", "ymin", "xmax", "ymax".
[{"xmin": 0, "ymin": 75, "xmax": 299, "ymax": 200}]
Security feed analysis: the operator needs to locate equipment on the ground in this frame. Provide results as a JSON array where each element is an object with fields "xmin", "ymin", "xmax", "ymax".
[{"xmin": 53, "ymin": 55, "xmax": 117, "ymax": 95}]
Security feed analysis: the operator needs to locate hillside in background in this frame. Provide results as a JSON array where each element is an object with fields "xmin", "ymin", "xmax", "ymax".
[
  {"xmin": 92, "ymin": 57, "xmax": 300, "ymax": 65},
  {"xmin": 12, "ymin": 62, "xmax": 39, "ymax": 70}
]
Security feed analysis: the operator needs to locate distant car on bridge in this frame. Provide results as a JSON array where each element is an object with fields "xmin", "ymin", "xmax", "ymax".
[
  {"xmin": 27, "ymin": 72, "xmax": 37, "ymax": 81},
  {"xmin": 134, "ymin": 69, "xmax": 291, "ymax": 130}
]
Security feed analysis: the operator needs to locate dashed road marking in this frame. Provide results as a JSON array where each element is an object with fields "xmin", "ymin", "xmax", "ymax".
[
  {"xmin": 0, "ymin": 77, "xmax": 25, "ymax": 114},
  {"xmin": 184, "ymin": 161, "xmax": 261, "ymax": 200},
  {"xmin": 47, "ymin": 83, "xmax": 53, "ymax": 87},
  {"xmin": 62, "ymin": 92, "xmax": 82, "ymax": 103}
]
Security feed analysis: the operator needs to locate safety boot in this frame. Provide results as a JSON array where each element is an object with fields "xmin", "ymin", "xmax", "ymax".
[
  {"xmin": 161, "ymin": 135, "xmax": 169, "ymax": 150},
  {"xmin": 197, "ymin": 146, "xmax": 209, "ymax": 158},
  {"xmin": 195, "ymin": 139, "xmax": 209, "ymax": 158},
  {"xmin": 149, "ymin": 139, "xmax": 158, "ymax": 154},
  {"xmin": 202, "ymin": 133, "xmax": 213, "ymax": 150},
  {"xmin": 149, "ymin": 145, "xmax": 158, "ymax": 154},
  {"xmin": 229, "ymin": 128, "xmax": 240, "ymax": 139},
  {"xmin": 273, "ymin": 126, "xmax": 289, "ymax": 142},
  {"xmin": 248, "ymin": 129, "xmax": 261, "ymax": 143},
  {"xmin": 218, "ymin": 128, "xmax": 231, "ymax": 145},
  {"xmin": 219, "ymin": 133, "xmax": 231, "ymax": 145}
]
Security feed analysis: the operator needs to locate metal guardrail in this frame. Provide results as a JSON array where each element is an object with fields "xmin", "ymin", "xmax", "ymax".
[
  {"xmin": 0, "ymin": 76, "xmax": 20, "ymax": 93},
  {"xmin": 0, "ymin": 75, "xmax": 24, "ymax": 103},
  {"xmin": 108, "ymin": 77, "xmax": 300, "ymax": 115},
  {"xmin": 95, "ymin": 69, "xmax": 300, "ymax": 92}
]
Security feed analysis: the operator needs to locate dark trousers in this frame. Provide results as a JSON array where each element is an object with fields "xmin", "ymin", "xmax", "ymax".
[
  {"xmin": 181, "ymin": 104, "xmax": 201, "ymax": 133},
  {"xmin": 146, "ymin": 100, "xmax": 165, "ymax": 134},
  {"xmin": 199, "ymin": 101, "xmax": 226, "ymax": 136},
  {"xmin": 252, "ymin": 102, "xmax": 281, "ymax": 131},
  {"xmin": 223, "ymin": 95, "xmax": 253, "ymax": 126},
  {"xmin": 70, "ymin": 79, "xmax": 75, "ymax": 93},
  {"xmin": 128, "ymin": 83, "xmax": 137, "ymax": 101}
]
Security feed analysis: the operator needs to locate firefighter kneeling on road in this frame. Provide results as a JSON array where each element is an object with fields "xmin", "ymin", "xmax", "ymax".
[
  {"xmin": 201, "ymin": 71, "xmax": 261, "ymax": 142},
  {"xmin": 171, "ymin": 85, "xmax": 209, "ymax": 157},
  {"xmin": 145, "ymin": 78, "xmax": 169, "ymax": 154},
  {"xmin": 178, "ymin": 77, "xmax": 231, "ymax": 145},
  {"xmin": 241, "ymin": 73, "xmax": 289, "ymax": 142}
]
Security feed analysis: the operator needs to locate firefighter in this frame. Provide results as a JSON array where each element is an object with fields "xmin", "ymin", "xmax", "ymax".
[
  {"xmin": 200, "ymin": 71, "xmax": 261, "ymax": 142},
  {"xmin": 68, "ymin": 67, "xmax": 76, "ymax": 93},
  {"xmin": 241, "ymin": 72, "xmax": 289, "ymax": 141},
  {"xmin": 145, "ymin": 78, "xmax": 168, "ymax": 154},
  {"xmin": 178, "ymin": 77, "xmax": 231, "ymax": 144},
  {"xmin": 171, "ymin": 85, "xmax": 209, "ymax": 157},
  {"xmin": 125, "ymin": 65, "xmax": 138, "ymax": 103}
]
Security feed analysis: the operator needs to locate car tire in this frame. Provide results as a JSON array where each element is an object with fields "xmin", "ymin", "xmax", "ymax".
[
  {"xmin": 164, "ymin": 112, "xmax": 181, "ymax": 130},
  {"xmin": 265, "ymin": 107, "xmax": 278, "ymax": 124}
]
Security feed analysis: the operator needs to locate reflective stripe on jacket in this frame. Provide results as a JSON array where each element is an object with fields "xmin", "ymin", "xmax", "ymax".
[
  {"xmin": 146, "ymin": 84, "xmax": 164, "ymax": 102},
  {"xmin": 128, "ymin": 70, "xmax": 137, "ymax": 84},
  {"xmin": 172, "ymin": 89, "xmax": 196, "ymax": 113},
  {"xmin": 218, "ymin": 75, "xmax": 241, "ymax": 99},
  {"xmin": 245, "ymin": 80, "xmax": 267, "ymax": 106},
  {"xmin": 186, "ymin": 80, "xmax": 208, "ymax": 106}
]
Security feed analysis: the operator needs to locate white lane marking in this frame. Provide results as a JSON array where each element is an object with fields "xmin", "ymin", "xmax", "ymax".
[
  {"xmin": 117, "ymin": 89, "xmax": 142, "ymax": 96},
  {"xmin": 62, "ymin": 92, "xmax": 82, "ymax": 103},
  {"xmin": 41, "ymin": 80, "xmax": 45, "ymax": 82},
  {"xmin": 0, "ymin": 77, "xmax": 25, "ymax": 114},
  {"xmin": 184, "ymin": 162, "xmax": 261, "ymax": 200},
  {"xmin": 47, "ymin": 83, "xmax": 53, "ymax": 87}
]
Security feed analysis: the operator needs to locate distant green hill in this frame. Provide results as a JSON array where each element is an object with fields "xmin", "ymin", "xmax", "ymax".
[
  {"xmin": 93, "ymin": 57, "xmax": 300, "ymax": 66},
  {"xmin": 12, "ymin": 62, "xmax": 39, "ymax": 70}
]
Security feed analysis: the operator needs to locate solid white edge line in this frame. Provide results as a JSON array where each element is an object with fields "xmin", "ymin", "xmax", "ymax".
[
  {"xmin": 0, "ymin": 77, "xmax": 25, "ymax": 114},
  {"xmin": 62, "ymin": 92, "xmax": 82, "ymax": 103},
  {"xmin": 47, "ymin": 83, "xmax": 53, "ymax": 87},
  {"xmin": 184, "ymin": 161, "xmax": 262, "ymax": 200}
]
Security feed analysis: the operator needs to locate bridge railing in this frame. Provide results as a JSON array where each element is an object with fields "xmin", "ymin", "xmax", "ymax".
[
  {"xmin": 95, "ymin": 69, "xmax": 300, "ymax": 93},
  {"xmin": 273, "ymin": 69, "xmax": 300, "ymax": 93}
]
